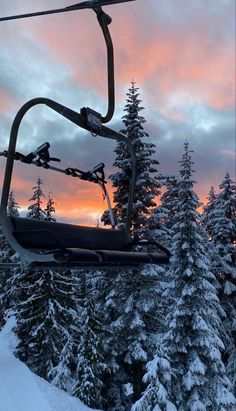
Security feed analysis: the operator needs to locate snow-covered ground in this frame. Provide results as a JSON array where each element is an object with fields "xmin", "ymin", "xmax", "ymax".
[{"xmin": 0, "ymin": 315, "xmax": 100, "ymax": 411}]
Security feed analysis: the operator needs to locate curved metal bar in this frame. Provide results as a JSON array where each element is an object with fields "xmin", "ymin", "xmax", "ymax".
[
  {"xmin": 95, "ymin": 8, "xmax": 115, "ymax": 123},
  {"xmin": 0, "ymin": 97, "xmax": 136, "ymax": 264}
]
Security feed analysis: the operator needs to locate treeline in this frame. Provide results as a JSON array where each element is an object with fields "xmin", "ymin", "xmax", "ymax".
[
  {"xmin": 6, "ymin": 177, "xmax": 56, "ymax": 222},
  {"xmin": 0, "ymin": 82, "xmax": 235, "ymax": 411}
]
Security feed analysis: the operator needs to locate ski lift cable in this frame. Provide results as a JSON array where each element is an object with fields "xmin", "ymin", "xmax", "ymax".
[{"xmin": 0, "ymin": 1, "xmax": 136, "ymax": 22}]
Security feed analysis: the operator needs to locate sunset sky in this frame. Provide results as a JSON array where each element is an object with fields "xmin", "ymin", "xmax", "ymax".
[{"xmin": 0, "ymin": 0, "xmax": 235, "ymax": 226}]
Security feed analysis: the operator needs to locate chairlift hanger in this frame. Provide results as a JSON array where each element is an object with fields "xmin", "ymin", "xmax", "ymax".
[{"xmin": 0, "ymin": 0, "xmax": 170, "ymax": 269}]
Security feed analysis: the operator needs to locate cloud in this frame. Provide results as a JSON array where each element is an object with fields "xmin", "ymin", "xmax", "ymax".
[
  {"xmin": 220, "ymin": 150, "xmax": 235, "ymax": 159},
  {"xmin": 147, "ymin": 103, "xmax": 235, "ymax": 203},
  {"xmin": 3, "ymin": 0, "xmax": 233, "ymax": 111}
]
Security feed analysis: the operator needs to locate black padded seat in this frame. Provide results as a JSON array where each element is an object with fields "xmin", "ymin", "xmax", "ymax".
[
  {"xmin": 11, "ymin": 217, "xmax": 130, "ymax": 251},
  {"xmin": 9, "ymin": 217, "xmax": 170, "ymax": 268}
]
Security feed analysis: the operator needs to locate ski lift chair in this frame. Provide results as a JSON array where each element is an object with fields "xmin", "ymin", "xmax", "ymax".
[{"xmin": 0, "ymin": 1, "xmax": 170, "ymax": 269}]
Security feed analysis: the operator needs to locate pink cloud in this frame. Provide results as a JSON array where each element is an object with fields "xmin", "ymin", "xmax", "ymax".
[
  {"xmin": 0, "ymin": 91, "xmax": 14, "ymax": 111},
  {"xmin": 24, "ymin": 2, "xmax": 234, "ymax": 112},
  {"xmin": 220, "ymin": 150, "xmax": 235, "ymax": 159}
]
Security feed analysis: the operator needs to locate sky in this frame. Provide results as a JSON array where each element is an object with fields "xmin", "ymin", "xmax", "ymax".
[{"xmin": 0, "ymin": 0, "xmax": 235, "ymax": 225}]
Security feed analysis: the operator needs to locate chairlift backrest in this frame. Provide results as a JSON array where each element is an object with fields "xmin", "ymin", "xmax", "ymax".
[{"xmin": 11, "ymin": 217, "xmax": 131, "ymax": 251}]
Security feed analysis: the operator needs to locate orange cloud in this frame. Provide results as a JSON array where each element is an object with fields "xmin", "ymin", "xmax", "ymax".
[
  {"xmin": 1, "ymin": 164, "xmax": 113, "ymax": 226},
  {"xmin": 26, "ymin": 3, "xmax": 235, "ymax": 112}
]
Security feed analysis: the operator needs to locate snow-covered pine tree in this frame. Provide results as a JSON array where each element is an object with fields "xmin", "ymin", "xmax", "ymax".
[
  {"xmin": 131, "ymin": 345, "xmax": 177, "ymax": 411},
  {"xmin": 72, "ymin": 282, "xmax": 108, "ymax": 409},
  {"xmin": 1, "ymin": 190, "xmax": 20, "ymax": 263},
  {"xmin": 15, "ymin": 269, "xmax": 79, "ymax": 392},
  {"xmin": 0, "ymin": 190, "xmax": 21, "ymax": 319},
  {"xmin": 202, "ymin": 186, "xmax": 217, "ymax": 237},
  {"xmin": 163, "ymin": 142, "xmax": 235, "ymax": 410},
  {"xmin": 99, "ymin": 82, "xmax": 164, "ymax": 408},
  {"xmin": 102, "ymin": 81, "xmax": 160, "ymax": 237},
  {"xmin": 206, "ymin": 173, "xmax": 236, "ymax": 295},
  {"xmin": 148, "ymin": 174, "xmax": 179, "ymax": 250},
  {"xmin": 204, "ymin": 173, "xmax": 236, "ymax": 395},
  {"xmin": 7, "ymin": 191, "xmax": 20, "ymax": 217},
  {"xmin": 101, "ymin": 264, "xmax": 166, "ymax": 410},
  {"xmin": 48, "ymin": 327, "xmax": 76, "ymax": 392},
  {"xmin": 27, "ymin": 176, "xmax": 46, "ymax": 220},
  {"xmin": 0, "ymin": 226, "xmax": 13, "ymax": 320},
  {"xmin": 44, "ymin": 192, "xmax": 56, "ymax": 222},
  {"xmin": 146, "ymin": 175, "xmax": 181, "ymax": 340},
  {"xmin": 92, "ymin": 268, "xmax": 128, "ymax": 411}
]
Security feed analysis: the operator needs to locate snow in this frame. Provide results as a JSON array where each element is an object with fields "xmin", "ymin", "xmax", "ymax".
[{"xmin": 0, "ymin": 315, "xmax": 101, "ymax": 411}]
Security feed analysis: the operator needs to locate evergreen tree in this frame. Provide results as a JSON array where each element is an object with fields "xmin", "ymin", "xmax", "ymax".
[
  {"xmin": 206, "ymin": 173, "xmax": 236, "ymax": 295},
  {"xmin": 44, "ymin": 192, "xmax": 56, "ymax": 222},
  {"xmin": 205, "ymin": 173, "xmax": 236, "ymax": 395},
  {"xmin": 72, "ymin": 279, "xmax": 108, "ymax": 409},
  {"xmin": 226, "ymin": 346, "xmax": 236, "ymax": 398},
  {"xmin": 48, "ymin": 331, "xmax": 76, "ymax": 392},
  {"xmin": 0, "ymin": 227, "xmax": 12, "ymax": 320},
  {"xmin": 100, "ymin": 82, "xmax": 164, "ymax": 408},
  {"xmin": 15, "ymin": 269, "xmax": 79, "ymax": 391},
  {"xmin": 94, "ymin": 268, "xmax": 128, "ymax": 411},
  {"xmin": 1, "ymin": 190, "xmax": 21, "ymax": 268},
  {"xmin": 7, "ymin": 191, "xmax": 20, "ymax": 218},
  {"xmin": 27, "ymin": 176, "xmax": 46, "ymax": 220},
  {"xmin": 101, "ymin": 264, "xmax": 166, "ymax": 410},
  {"xmin": 0, "ymin": 191, "xmax": 21, "ymax": 319},
  {"xmin": 163, "ymin": 143, "xmax": 235, "ymax": 410},
  {"xmin": 202, "ymin": 186, "xmax": 217, "ymax": 238},
  {"xmin": 102, "ymin": 81, "xmax": 160, "ymax": 237},
  {"xmin": 148, "ymin": 174, "xmax": 179, "ymax": 249},
  {"xmin": 131, "ymin": 346, "xmax": 177, "ymax": 411}
]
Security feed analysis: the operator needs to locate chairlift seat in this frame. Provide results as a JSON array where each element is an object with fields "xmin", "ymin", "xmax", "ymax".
[
  {"xmin": 10, "ymin": 217, "xmax": 169, "ymax": 267},
  {"xmin": 11, "ymin": 217, "xmax": 130, "ymax": 251},
  {"xmin": 0, "ymin": 4, "xmax": 170, "ymax": 269}
]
